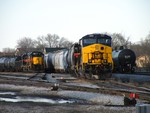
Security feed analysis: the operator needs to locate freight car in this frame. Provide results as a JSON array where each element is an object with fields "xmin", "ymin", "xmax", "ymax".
[
  {"xmin": 7, "ymin": 56, "xmax": 22, "ymax": 71},
  {"xmin": 44, "ymin": 43, "xmax": 81, "ymax": 74},
  {"xmin": 112, "ymin": 46, "xmax": 136, "ymax": 73},
  {"xmin": 0, "ymin": 56, "xmax": 22, "ymax": 72},
  {"xmin": 0, "ymin": 57, "xmax": 9, "ymax": 71}
]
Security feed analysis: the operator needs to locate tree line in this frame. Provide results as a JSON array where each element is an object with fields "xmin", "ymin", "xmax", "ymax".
[
  {"xmin": 1, "ymin": 32, "xmax": 150, "ymax": 69},
  {"xmin": 1, "ymin": 33, "xmax": 73, "ymax": 55}
]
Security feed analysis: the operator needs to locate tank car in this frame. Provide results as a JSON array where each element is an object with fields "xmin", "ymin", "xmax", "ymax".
[
  {"xmin": 0, "ymin": 57, "xmax": 7, "ymax": 71},
  {"xmin": 51, "ymin": 49, "xmax": 68, "ymax": 73},
  {"xmin": 0, "ymin": 57, "xmax": 21, "ymax": 71},
  {"xmin": 67, "ymin": 43, "xmax": 81, "ymax": 74},
  {"xmin": 78, "ymin": 33, "xmax": 113, "ymax": 79},
  {"xmin": 112, "ymin": 46, "xmax": 136, "ymax": 73},
  {"xmin": 0, "ymin": 57, "xmax": 12, "ymax": 71},
  {"xmin": 44, "ymin": 43, "xmax": 81, "ymax": 74},
  {"xmin": 9, "ymin": 56, "xmax": 22, "ymax": 71}
]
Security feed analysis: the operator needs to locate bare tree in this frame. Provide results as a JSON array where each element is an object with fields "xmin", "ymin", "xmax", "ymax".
[
  {"xmin": 45, "ymin": 34, "xmax": 60, "ymax": 47},
  {"xmin": 16, "ymin": 37, "xmax": 36, "ymax": 53},
  {"xmin": 130, "ymin": 32, "xmax": 150, "ymax": 70},
  {"xmin": 35, "ymin": 36, "xmax": 48, "ymax": 49},
  {"xmin": 1, "ymin": 47, "xmax": 16, "ymax": 57},
  {"xmin": 111, "ymin": 33, "xmax": 130, "ymax": 49},
  {"xmin": 140, "ymin": 33, "xmax": 150, "ymax": 55},
  {"xmin": 52, "ymin": 34, "xmax": 60, "ymax": 47},
  {"xmin": 130, "ymin": 43, "xmax": 142, "ymax": 57},
  {"xmin": 58, "ymin": 37, "xmax": 73, "ymax": 48},
  {"xmin": 2, "ymin": 48, "xmax": 15, "ymax": 53}
]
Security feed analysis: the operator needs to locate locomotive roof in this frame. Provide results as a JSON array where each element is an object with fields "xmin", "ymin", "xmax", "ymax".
[{"xmin": 80, "ymin": 33, "xmax": 111, "ymax": 40}]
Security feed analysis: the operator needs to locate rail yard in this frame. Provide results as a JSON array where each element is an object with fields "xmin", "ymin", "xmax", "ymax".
[
  {"xmin": 0, "ymin": 33, "xmax": 150, "ymax": 113},
  {"xmin": 0, "ymin": 72, "xmax": 149, "ymax": 113}
]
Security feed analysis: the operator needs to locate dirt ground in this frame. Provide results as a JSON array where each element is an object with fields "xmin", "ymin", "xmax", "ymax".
[
  {"xmin": 0, "ymin": 75, "xmax": 136, "ymax": 113},
  {"xmin": 0, "ymin": 102, "xmax": 135, "ymax": 113}
]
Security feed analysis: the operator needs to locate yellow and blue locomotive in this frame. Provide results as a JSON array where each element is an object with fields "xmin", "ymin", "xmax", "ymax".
[{"xmin": 78, "ymin": 33, "xmax": 113, "ymax": 79}]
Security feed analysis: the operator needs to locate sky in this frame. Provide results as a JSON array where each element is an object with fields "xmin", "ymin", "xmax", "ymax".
[{"xmin": 0, "ymin": 0, "xmax": 150, "ymax": 51}]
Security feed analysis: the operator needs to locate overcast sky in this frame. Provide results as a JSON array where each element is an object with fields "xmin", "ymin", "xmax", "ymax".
[{"xmin": 0, "ymin": 0, "xmax": 150, "ymax": 51}]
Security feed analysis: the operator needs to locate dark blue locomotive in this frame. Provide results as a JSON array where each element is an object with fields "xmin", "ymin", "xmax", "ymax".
[{"xmin": 112, "ymin": 46, "xmax": 136, "ymax": 73}]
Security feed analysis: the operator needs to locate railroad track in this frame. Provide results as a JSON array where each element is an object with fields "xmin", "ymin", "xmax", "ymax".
[
  {"xmin": 112, "ymin": 73, "xmax": 150, "ymax": 83},
  {"xmin": 0, "ymin": 72, "xmax": 150, "ymax": 103},
  {"xmin": 134, "ymin": 72, "xmax": 150, "ymax": 76}
]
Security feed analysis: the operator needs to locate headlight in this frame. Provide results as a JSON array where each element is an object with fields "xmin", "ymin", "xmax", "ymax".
[
  {"xmin": 95, "ymin": 45, "xmax": 99, "ymax": 50},
  {"xmin": 88, "ymin": 59, "xmax": 92, "ymax": 63},
  {"xmin": 103, "ymin": 59, "xmax": 107, "ymax": 63}
]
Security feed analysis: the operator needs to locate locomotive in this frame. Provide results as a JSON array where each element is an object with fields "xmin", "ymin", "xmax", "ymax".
[
  {"xmin": 78, "ymin": 33, "xmax": 113, "ymax": 79},
  {"xmin": 22, "ymin": 51, "xmax": 44, "ymax": 71},
  {"xmin": 112, "ymin": 46, "xmax": 136, "ymax": 73},
  {"xmin": 0, "ymin": 51, "xmax": 44, "ymax": 72},
  {"xmin": 44, "ymin": 33, "xmax": 113, "ymax": 79}
]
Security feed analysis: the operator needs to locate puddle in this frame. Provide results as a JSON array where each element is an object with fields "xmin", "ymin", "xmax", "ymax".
[
  {"xmin": 0, "ymin": 96, "xmax": 76, "ymax": 104},
  {"xmin": 0, "ymin": 91, "xmax": 86, "ymax": 104},
  {"xmin": 0, "ymin": 91, "xmax": 16, "ymax": 95}
]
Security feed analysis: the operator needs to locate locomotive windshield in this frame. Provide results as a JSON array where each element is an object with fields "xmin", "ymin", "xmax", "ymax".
[
  {"xmin": 83, "ymin": 38, "xmax": 96, "ymax": 46},
  {"xmin": 81, "ymin": 34, "xmax": 111, "ymax": 47},
  {"xmin": 98, "ymin": 38, "xmax": 111, "ymax": 46},
  {"xmin": 32, "ymin": 52, "xmax": 43, "ymax": 57}
]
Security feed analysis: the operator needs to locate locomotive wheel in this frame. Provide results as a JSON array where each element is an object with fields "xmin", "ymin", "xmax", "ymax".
[
  {"xmin": 85, "ymin": 69, "xmax": 93, "ymax": 79},
  {"xmin": 84, "ymin": 72, "xmax": 92, "ymax": 79},
  {"xmin": 78, "ymin": 66, "xmax": 86, "ymax": 78},
  {"xmin": 105, "ymin": 73, "xmax": 112, "ymax": 78},
  {"xmin": 99, "ymin": 73, "xmax": 112, "ymax": 80},
  {"xmin": 98, "ymin": 74, "xmax": 106, "ymax": 80},
  {"xmin": 73, "ymin": 68, "xmax": 79, "ymax": 78}
]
